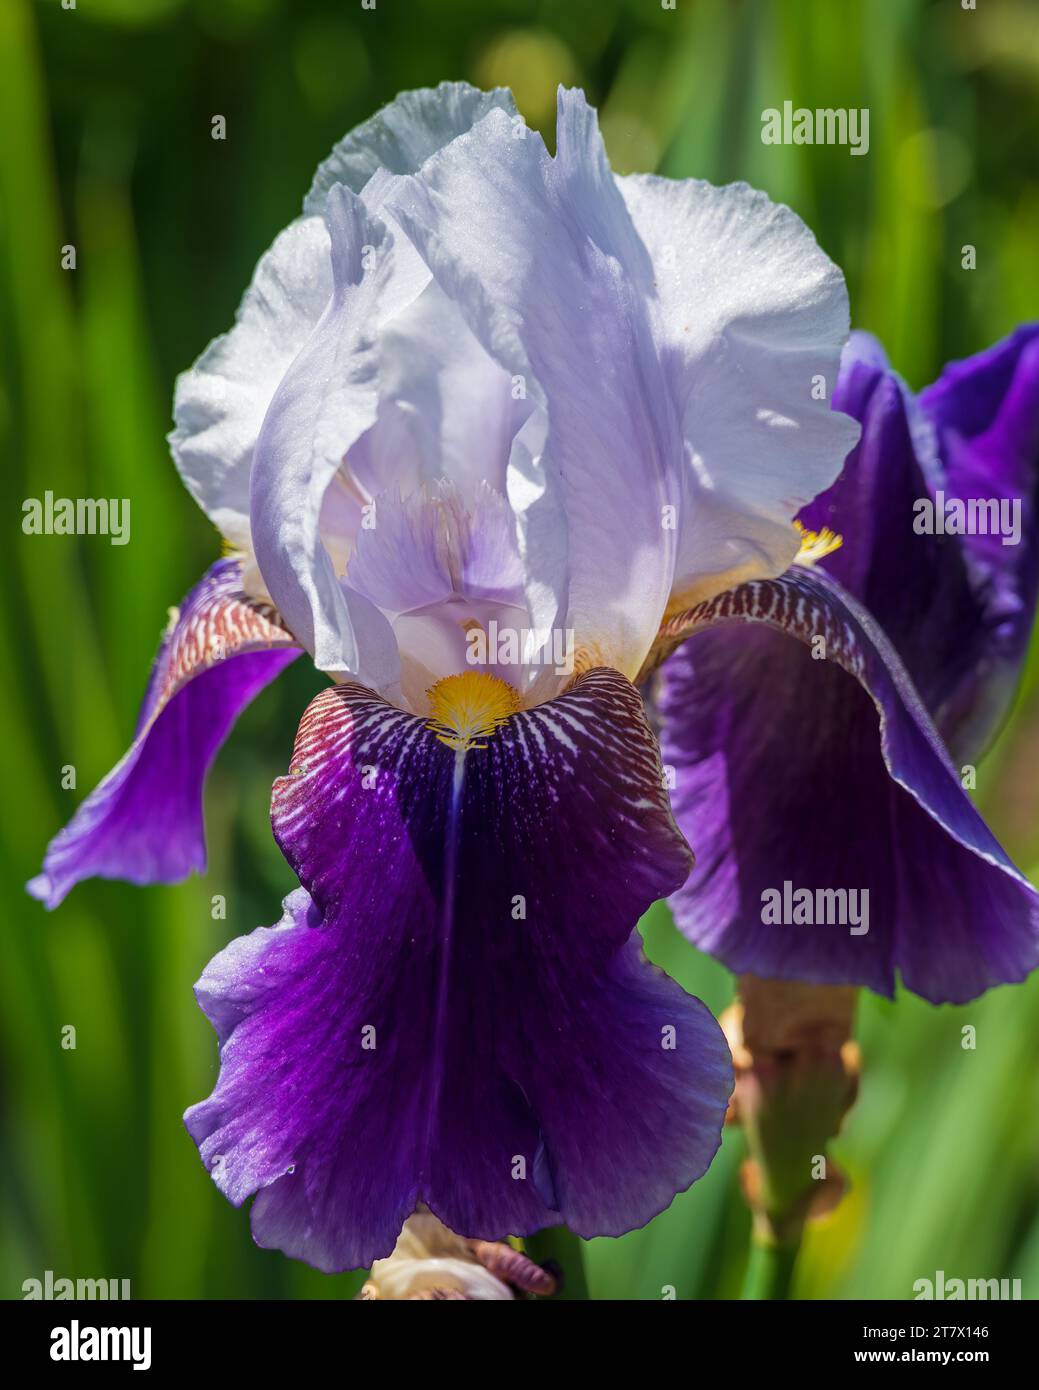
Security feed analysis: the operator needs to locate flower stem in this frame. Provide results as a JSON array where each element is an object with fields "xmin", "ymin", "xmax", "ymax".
[
  {"xmin": 724, "ymin": 976, "xmax": 860, "ymax": 1303},
  {"xmin": 524, "ymin": 1226, "xmax": 590, "ymax": 1300},
  {"xmin": 740, "ymin": 1233, "xmax": 800, "ymax": 1301}
]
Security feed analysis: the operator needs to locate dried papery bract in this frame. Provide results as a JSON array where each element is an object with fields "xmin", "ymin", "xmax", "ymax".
[
  {"xmin": 358, "ymin": 1211, "xmax": 558, "ymax": 1301},
  {"xmin": 723, "ymin": 975, "xmax": 860, "ymax": 1299}
]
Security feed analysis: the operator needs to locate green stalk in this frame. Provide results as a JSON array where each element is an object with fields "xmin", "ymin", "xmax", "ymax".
[
  {"xmin": 728, "ymin": 978, "xmax": 860, "ymax": 1304},
  {"xmin": 741, "ymin": 1234, "xmax": 800, "ymax": 1301}
]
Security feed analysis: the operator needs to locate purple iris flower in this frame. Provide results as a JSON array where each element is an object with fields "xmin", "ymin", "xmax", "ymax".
[
  {"xmin": 658, "ymin": 326, "xmax": 1039, "ymax": 1005},
  {"xmin": 27, "ymin": 82, "xmax": 864, "ymax": 1271}
]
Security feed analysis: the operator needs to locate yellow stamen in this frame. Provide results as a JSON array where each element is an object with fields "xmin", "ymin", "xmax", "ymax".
[
  {"xmin": 426, "ymin": 671, "xmax": 521, "ymax": 753},
  {"xmin": 794, "ymin": 520, "xmax": 843, "ymax": 564}
]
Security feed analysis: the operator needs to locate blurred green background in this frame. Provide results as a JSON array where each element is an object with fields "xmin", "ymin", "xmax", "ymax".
[{"xmin": 3, "ymin": 0, "xmax": 1039, "ymax": 1300}]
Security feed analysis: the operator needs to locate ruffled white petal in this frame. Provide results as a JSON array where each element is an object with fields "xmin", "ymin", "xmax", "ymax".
[
  {"xmin": 250, "ymin": 186, "xmax": 421, "ymax": 676},
  {"xmin": 617, "ymin": 173, "xmax": 860, "ymax": 608},
  {"xmin": 169, "ymin": 216, "xmax": 332, "ymax": 552},
  {"xmin": 169, "ymin": 83, "xmax": 516, "ymax": 560},
  {"xmin": 304, "ymin": 82, "xmax": 516, "ymax": 214}
]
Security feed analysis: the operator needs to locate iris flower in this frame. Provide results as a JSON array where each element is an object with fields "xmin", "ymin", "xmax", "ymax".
[
  {"xmin": 29, "ymin": 82, "xmax": 862, "ymax": 1270},
  {"xmin": 657, "ymin": 326, "xmax": 1039, "ymax": 1004}
]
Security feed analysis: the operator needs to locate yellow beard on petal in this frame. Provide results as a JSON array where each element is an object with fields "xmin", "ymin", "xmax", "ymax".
[{"xmin": 426, "ymin": 671, "xmax": 521, "ymax": 752}]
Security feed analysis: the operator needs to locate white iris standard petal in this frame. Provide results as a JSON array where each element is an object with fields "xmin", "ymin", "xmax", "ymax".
[
  {"xmin": 168, "ymin": 82, "xmax": 517, "ymax": 580},
  {"xmin": 617, "ymin": 173, "xmax": 861, "ymax": 612},
  {"xmin": 170, "ymin": 82, "xmax": 858, "ymax": 708},
  {"xmin": 385, "ymin": 89, "xmax": 684, "ymax": 684}
]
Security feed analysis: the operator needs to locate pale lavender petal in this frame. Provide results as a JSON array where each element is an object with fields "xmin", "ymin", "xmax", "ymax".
[
  {"xmin": 304, "ymin": 82, "xmax": 517, "ymax": 214},
  {"xmin": 386, "ymin": 89, "xmax": 684, "ymax": 680},
  {"xmin": 173, "ymin": 84, "xmax": 518, "ymax": 550},
  {"xmin": 169, "ymin": 217, "xmax": 333, "ymax": 552},
  {"xmin": 345, "ymin": 281, "xmax": 532, "ymax": 502},
  {"xmin": 249, "ymin": 185, "xmax": 416, "ymax": 682},
  {"xmin": 346, "ymin": 481, "xmax": 525, "ymax": 616},
  {"xmin": 618, "ymin": 173, "xmax": 858, "ymax": 606}
]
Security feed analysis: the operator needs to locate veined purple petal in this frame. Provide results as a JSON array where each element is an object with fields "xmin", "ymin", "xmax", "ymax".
[
  {"xmin": 186, "ymin": 668, "xmax": 731, "ymax": 1271},
  {"xmin": 657, "ymin": 567, "xmax": 1039, "ymax": 1005},
  {"xmin": 28, "ymin": 559, "xmax": 299, "ymax": 909}
]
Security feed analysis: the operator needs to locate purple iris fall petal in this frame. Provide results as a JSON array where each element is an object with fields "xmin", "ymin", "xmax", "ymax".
[
  {"xmin": 658, "ymin": 567, "xmax": 1039, "ymax": 1005},
  {"xmin": 801, "ymin": 325, "xmax": 1039, "ymax": 761},
  {"xmin": 28, "ymin": 559, "xmax": 299, "ymax": 908},
  {"xmin": 185, "ymin": 668, "xmax": 733, "ymax": 1271}
]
